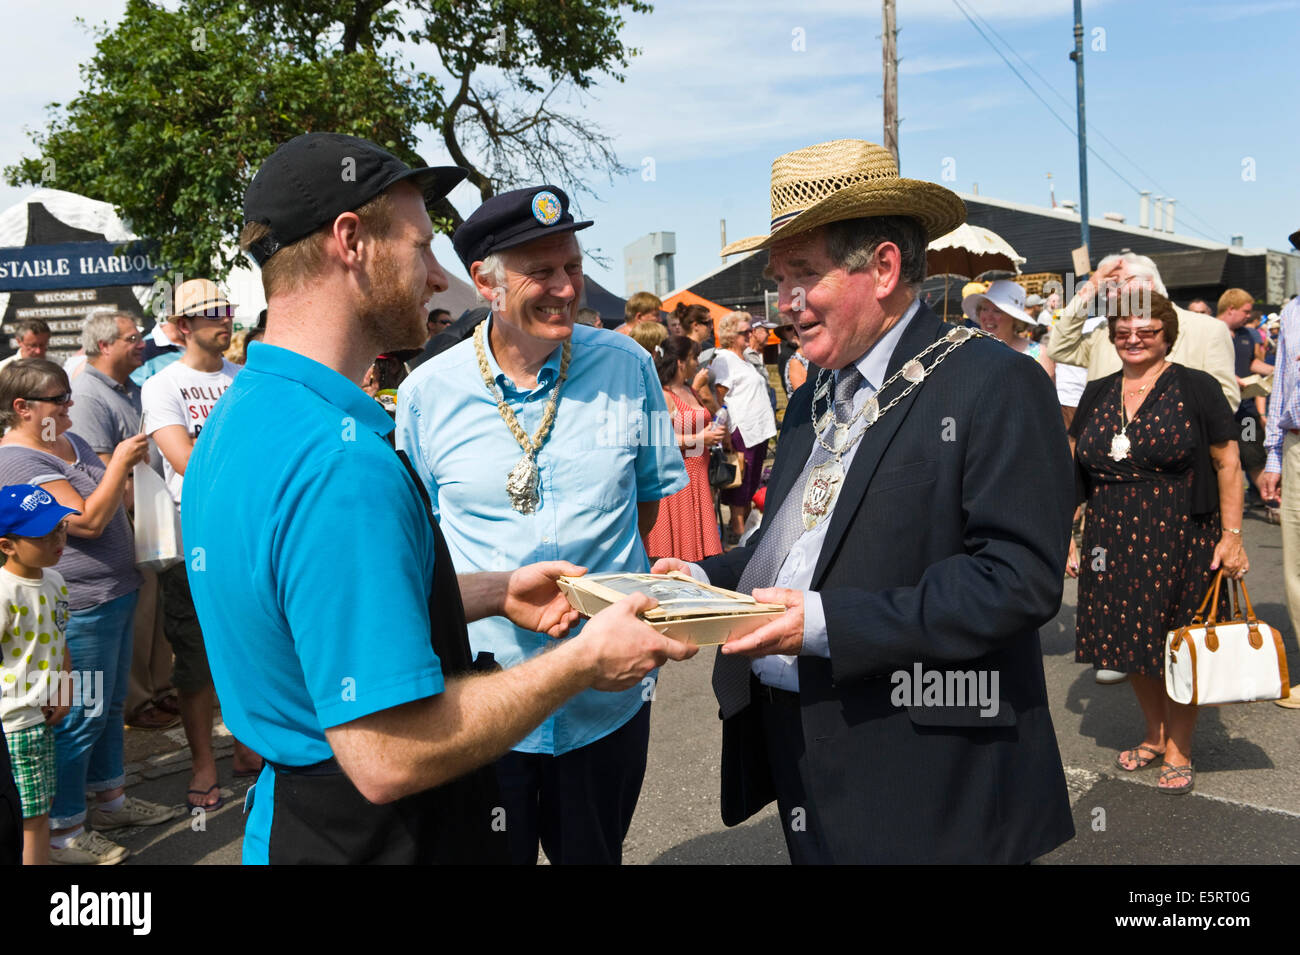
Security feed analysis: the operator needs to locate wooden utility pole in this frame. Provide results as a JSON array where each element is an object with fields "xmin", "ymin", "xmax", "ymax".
[{"xmin": 882, "ymin": 0, "xmax": 899, "ymax": 166}]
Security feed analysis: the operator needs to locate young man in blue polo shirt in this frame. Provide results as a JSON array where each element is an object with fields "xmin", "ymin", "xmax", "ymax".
[
  {"xmin": 184, "ymin": 133, "xmax": 695, "ymax": 864},
  {"xmin": 396, "ymin": 187, "xmax": 688, "ymax": 864}
]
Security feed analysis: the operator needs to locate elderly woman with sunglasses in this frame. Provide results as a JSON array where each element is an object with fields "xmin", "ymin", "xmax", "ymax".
[
  {"xmin": 1066, "ymin": 294, "xmax": 1245, "ymax": 795},
  {"xmin": 0, "ymin": 359, "xmax": 165, "ymax": 864}
]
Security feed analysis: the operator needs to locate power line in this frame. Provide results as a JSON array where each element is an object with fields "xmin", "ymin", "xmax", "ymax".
[
  {"xmin": 958, "ymin": 1, "xmax": 1228, "ymax": 241},
  {"xmin": 951, "ymin": 0, "xmax": 1222, "ymax": 242},
  {"xmin": 948, "ymin": 1, "xmax": 1162, "ymax": 220}
]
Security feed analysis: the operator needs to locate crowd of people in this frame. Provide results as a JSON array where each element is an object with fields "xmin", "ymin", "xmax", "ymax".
[
  {"xmin": 0, "ymin": 282, "xmax": 268, "ymax": 864},
  {"xmin": 1, "ymin": 130, "xmax": 1297, "ymax": 866}
]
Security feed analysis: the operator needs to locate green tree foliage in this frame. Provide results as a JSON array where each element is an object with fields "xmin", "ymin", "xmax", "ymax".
[{"xmin": 7, "ymin": 0, "xmax": 649, "ymax": 279}]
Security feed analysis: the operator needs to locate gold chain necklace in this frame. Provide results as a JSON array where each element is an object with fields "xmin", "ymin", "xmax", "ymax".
[
  {"xmin": 801, "ymin": 325, "xmax": 984, "ymax": 529},
  {"xmin": 473, "ymin": 321, "xmax": 572, "ymax": 514}
]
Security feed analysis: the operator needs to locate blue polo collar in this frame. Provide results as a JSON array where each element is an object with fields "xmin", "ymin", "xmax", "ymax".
[
  {"xmin": 480, "ymin": 315, "xmax": 565, "ymax": 396},
  {"xmin": 244, "ymin": 341, "xmax": 395, "ymax": 436}
]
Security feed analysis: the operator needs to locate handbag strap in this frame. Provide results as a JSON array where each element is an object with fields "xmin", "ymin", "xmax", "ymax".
[
  {"xmin": 1228, "ymin": 577, "xmax": 1265, "ymax": 650},
  {"xmin": 1191, "ymin": 570, "xmax": 1224, "ymax": 626},
  {"xmin": 1233, "ymin": 578, "xmax": 1259, "ymax": 622}
]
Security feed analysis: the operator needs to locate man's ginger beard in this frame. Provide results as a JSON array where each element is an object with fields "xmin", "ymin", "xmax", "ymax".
[{"xmin": 357, "ymin": 243, "xmax": 428, "ymax": 354}]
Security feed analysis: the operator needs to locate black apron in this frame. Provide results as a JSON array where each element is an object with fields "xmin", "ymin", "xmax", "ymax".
[{"xmin": 263, "ymin": 449, "xmax": 509, "ymax": 864}]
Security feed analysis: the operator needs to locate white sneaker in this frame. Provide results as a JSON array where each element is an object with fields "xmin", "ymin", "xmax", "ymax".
[
  {"xmin": 1095, "ymin": 668, "xmax": 1128, "ymax": 685},
  {"xmin": 90, "ymin": 795, "xmax": 182, "ymax": 829},
  {"xmin": 50, "ymin": 829, "xmax": 129, "ymax": 865}
]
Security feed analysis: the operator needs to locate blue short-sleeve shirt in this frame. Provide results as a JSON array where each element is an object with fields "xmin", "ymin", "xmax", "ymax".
[
  {"xmin": 184, "ymin": 342, "xmax": 443, "ymax": 861},
  {"xmin": 396, "ymin": 319, "xmax": 687, "ymax": 754}
]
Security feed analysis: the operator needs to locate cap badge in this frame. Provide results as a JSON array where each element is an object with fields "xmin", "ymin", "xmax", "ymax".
[
  {"xmin": 20, "ymin": 490, "xmax": 52, "ymax": 512},
  {"xmin": 531, "ymin": 191, "xmax": 562, "ymax": 226}
]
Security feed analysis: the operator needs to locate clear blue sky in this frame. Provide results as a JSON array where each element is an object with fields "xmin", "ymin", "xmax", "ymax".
[{"xmin": 3, "ymin": 0, "xmax": 1297, "ymax": 296}]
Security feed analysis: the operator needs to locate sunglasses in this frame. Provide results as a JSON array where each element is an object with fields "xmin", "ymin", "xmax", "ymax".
[
  {"xmin": 1114, "ymin": 328, "xmax": 1164, "ymax": 343},
  {"xmin": 182, "ymin": 306, "xmax": 236, "ymax": 320},
  {"xmin": 22, "ymin": 392, "xmax": 73, "ymax": 405}
]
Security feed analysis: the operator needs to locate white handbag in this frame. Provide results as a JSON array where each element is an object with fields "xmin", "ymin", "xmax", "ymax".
[
  {"xmin": 1165, "ymin": 571, "xmax": 1290, "ymax": 705},
  {"xmin": 132, "ymin": 461, "xmax": 183, "ymax": 571}
]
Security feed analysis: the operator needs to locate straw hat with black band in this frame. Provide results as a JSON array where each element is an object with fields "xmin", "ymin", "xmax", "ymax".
[
  {"xmin": 170, "ymin": 278, "xmax": 235, "ymax": 321},
  {"xmin": 721, "ymin": 139, "xmax": 966, "ymax": 256}
]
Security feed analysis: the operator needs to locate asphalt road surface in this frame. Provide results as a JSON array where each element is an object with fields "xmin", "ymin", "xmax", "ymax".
[{"xmin": 109, "ymin": 505, "xmax": 1300, "ymax": 865}]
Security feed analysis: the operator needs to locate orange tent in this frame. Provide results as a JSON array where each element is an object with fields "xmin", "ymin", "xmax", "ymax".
[
  {"xmin": 659, "ymin": 289, "xmax": 780, "ymax": 345},
  {"xmin": 660, "ymin": 288, "xmax": 731, "ymax": 322}
]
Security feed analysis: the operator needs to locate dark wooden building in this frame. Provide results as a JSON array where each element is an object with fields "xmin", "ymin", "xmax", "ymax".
[{"xmin": 960, "ymin": 194, "xmax": 1298, "ymax": 312}]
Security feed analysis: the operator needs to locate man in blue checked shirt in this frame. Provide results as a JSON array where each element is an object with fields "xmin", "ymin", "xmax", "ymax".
[
  {"xmin": 1259, "ymin": 228, "xmax": 1300, "ymax": 707},
  {"xmin": 397, "ymin": 185, "xmax": 688, "ymax": 864}
]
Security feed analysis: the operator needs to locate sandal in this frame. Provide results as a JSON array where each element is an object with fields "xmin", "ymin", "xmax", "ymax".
[
  {"xmin": 187, "ymin": 784, "xmax": 225, "ymax": 811},
  {"xmin": 1115, "ymin": 744, "xmax": 1163, "ymax": 772},
  {"xmin": 126, "ymin": 703, "xmax": 181, "ymax": 731},
  {"xmin": 1157, "ymin": 763, "xmax": 1194, "ymax": 795}
]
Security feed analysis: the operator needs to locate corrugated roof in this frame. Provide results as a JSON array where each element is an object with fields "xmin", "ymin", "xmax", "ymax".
[{"xmin": 1147, "ymin": 250, "xmax": 1229, "ymax": 287}]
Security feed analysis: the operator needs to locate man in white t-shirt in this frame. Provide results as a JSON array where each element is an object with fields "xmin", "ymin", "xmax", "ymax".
[{"xmin": 140, "ymin": 278, "xmax": 260, "ymax": 811}]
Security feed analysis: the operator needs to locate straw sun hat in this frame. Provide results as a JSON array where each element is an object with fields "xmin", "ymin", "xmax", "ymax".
[
  {"xmin": 721, "ymin": 139, "xmax": 966, "ymax": 256},
  {"xmin": 171, "ymin": 278, "xmax": 234, "ymax": 320}
]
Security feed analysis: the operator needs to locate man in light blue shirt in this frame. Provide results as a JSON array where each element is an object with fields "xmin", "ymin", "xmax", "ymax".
[{"xmin": 397, "ymin": 185, "xmax": 687, "ymax": 864}]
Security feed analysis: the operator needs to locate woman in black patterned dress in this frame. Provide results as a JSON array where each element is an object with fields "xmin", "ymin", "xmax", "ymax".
[{"xmin": 1067, "ymin": 293, "xmax": 1246, "ymax": 794}]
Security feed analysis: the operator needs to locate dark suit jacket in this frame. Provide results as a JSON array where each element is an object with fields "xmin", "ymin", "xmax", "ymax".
[{"xmin": 700, "ymin": 302, "xmax": 1076, "ymax": 864}]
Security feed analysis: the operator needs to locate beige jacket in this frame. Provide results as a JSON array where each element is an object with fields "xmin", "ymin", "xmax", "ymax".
[{"xmin": 1046, "ymin": 294, "xmax": 1239, "ymax": 410}]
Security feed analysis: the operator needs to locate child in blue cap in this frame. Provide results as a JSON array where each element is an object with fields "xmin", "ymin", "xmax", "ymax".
[{"xmin": 0, "ymin": 484, "xmax": 77, "ymax": 864}]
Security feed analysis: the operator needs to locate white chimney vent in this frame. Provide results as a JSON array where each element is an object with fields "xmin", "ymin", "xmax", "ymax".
[
  {"xmin": 1153, "ymin": 196, "xmax": 1165, "ymax": 232},
  {"xmin": 1139, "ymin": 191, "xmax": 1151, "ymax": 228},
  {"xmin": 1164, "ymin": 198, "xmax": 1176, "ymax": 234},
  {"xmin": 1104, "ymin": 212, "xmax": 1125, "ymax": 224}
]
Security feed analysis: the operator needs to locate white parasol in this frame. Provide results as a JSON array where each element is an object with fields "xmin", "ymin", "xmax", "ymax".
[{"xmin": 926, "ymin": 223, "xmax": 1026, "ymax": 279}]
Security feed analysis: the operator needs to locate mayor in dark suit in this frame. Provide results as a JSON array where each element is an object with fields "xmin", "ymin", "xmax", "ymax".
[{"xmin": 654, "ymin": 139, "xmax": 1076, "ymax": 864}]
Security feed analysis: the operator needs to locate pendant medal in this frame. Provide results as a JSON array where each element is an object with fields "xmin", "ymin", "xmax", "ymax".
[
  {"xmin": 1109, "ymin": 432, "xmax": 1131, "ymax": 462},
  {"xmin": 802, "ymin": 458, "xmax": 844, "ymax": 530},
  {"xmin": 506, "ymin": 454, "xmax": 541, "ymax": 514}
]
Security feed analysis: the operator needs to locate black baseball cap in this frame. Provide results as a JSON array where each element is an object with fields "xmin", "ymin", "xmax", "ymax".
[
  {"xmin": 452, "ymin": 185, "xmax": 593, "ymax": 271},
  {"xmin": 242, "ymin": 133, "xmax": 466, "ymax": 266}
]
